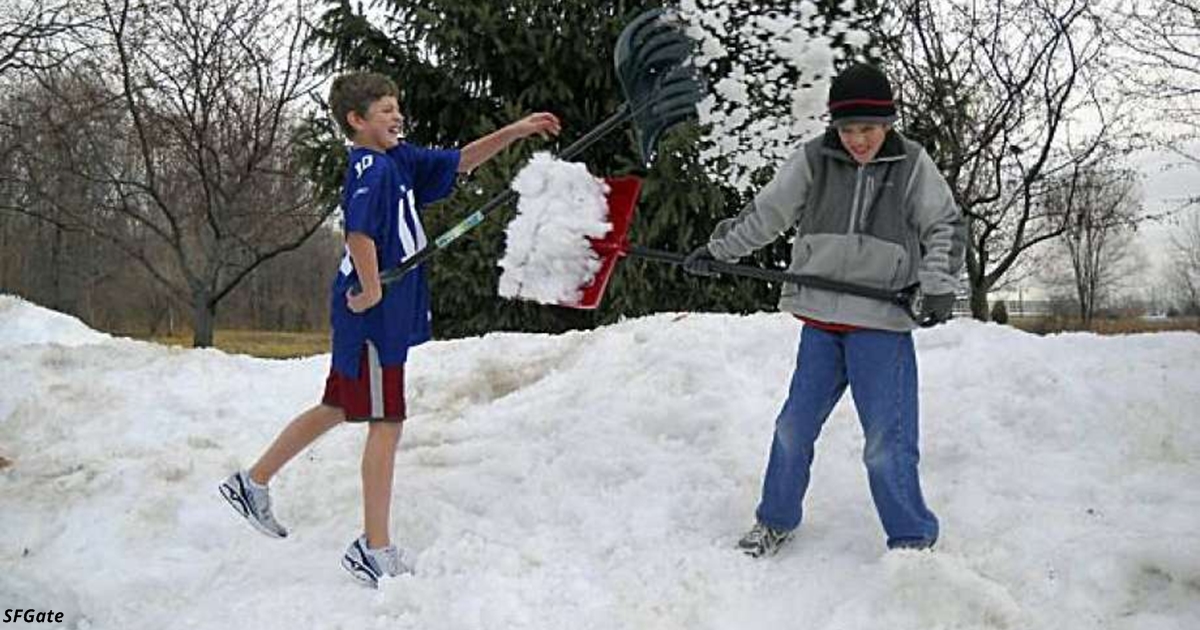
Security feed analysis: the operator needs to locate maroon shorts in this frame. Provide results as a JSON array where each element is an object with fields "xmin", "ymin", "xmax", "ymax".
[{"xmin": 322, "ymin": 342, "xmax": 406, "ymax": 422}]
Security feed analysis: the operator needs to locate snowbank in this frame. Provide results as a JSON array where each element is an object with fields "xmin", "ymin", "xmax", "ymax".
[{"xmin": 2, "ymin": 296, "xmax": 1198, "ymax": 629}]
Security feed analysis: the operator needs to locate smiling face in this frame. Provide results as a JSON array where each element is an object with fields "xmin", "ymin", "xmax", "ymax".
[
  {"xmin": 836, "ymin": 122, "xmax": 890, "ymax": 165},
  {"xmin": 348, "ymin": 96, "xmax": 404, "ymax": 152}
]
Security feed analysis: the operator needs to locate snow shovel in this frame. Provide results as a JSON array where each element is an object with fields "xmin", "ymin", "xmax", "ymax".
[
  {"xmin": 357, "ymin": 8, "xmax": 703, "ymax": 295},
  {"xmin": 571, "ymin": 175, "xmax": 922, "ymax": 320}
]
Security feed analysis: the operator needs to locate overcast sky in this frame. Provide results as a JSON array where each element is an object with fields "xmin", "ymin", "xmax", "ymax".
[{"xmin": 1129, "ymin": 139, "xmax": 1200, "ymax": 284}]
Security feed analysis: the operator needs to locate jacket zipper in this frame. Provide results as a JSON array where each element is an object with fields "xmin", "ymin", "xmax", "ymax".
[
  {"xmin": 860, "ymin": 175, "xmax": 876, "ymax": 232},
  {"xmin": 836, "ymin": 165, "xmax": 866, "ymax": 309},
  {"xmin": 848, "ymin": 166, "xmax": 864, "ymax": 234}
]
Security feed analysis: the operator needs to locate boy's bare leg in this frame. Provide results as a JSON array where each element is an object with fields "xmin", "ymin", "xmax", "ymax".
[
  {"xmin": 362, "ymin": 420, "xmax": 403, "ymax": 549},
  {"xmin": 248, "ymin": 404, "xmax": 345, "ymax": 485}
]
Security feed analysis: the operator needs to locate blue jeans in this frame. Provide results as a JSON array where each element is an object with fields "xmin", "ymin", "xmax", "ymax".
[{"xmin": 755, "ymin": 325, "xmax": 939, "ymax": 547}]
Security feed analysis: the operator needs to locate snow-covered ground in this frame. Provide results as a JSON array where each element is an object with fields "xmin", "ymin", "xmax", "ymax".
[{"xmin": 2, "ymin": 294, "xmax": 1199, "ymax": 629}]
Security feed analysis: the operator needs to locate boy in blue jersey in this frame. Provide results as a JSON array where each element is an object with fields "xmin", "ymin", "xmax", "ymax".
[{"xmin": 220, "ymin": 72, "xmax": 560, "ymax": 587}]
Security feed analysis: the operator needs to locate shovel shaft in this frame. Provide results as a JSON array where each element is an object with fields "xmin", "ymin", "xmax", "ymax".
[
  {"xmin": 377, "ymin": 189, "xmax": 518, "ymax": 287},
  {"xmin": 625, "ymin": 245, "xmax": 918, "ymax": 312}
]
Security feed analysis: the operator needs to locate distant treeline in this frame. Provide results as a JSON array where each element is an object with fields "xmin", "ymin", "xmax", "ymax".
[{"xmin": 0, "ymin": 217, "xmax": 343, "ymax": 335}]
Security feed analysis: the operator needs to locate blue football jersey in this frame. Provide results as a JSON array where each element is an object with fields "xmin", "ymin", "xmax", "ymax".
[{"xmin": 330, "ymin": 143, "xmax": 460, "ymax": 378}]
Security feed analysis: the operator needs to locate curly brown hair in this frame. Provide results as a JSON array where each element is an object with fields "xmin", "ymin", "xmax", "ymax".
[{"xmin": 329, "ymin": 72, "xmax": 399, "ymax": 139}]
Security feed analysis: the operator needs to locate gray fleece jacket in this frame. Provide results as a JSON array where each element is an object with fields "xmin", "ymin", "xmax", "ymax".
[{"xmin": 708, "ymin": 128, "xmax": 965, "ymax": 331}]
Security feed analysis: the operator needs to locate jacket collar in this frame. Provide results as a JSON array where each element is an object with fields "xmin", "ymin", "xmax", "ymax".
[{"xmin": 819, "ymin": 127, "xmax": 907, "ymax": 165}]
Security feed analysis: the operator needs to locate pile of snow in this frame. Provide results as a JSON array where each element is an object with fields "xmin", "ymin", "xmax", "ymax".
[
  {"xmin": 0, "ymin": 295, "xmax": 111, "ymax": 348},
  {"xmin": 2, "ymin": 295, "xmax": 1200, "ymax": 629},
  {"xmin": 497, "ymin": 153, "xmax": 612, "ymax": 305}
]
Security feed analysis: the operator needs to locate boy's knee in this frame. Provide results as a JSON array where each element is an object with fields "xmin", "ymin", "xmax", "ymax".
[
  {"xmin": 325, "ymin": 408, "xmax": 348, "ymax": 426},
  {"xmin": 863, "ymin": 434, "xmax": 919, "ymax": 472},
  {"xmin": 367, "ymin": 419, "xmax": 403, "ymax": 443},
  {"xmin": 862, "ymin": 429, "xmax": 904, "ymax": 469},
  {"xmin": 862, "ymin": 440, "xmax": 892, "ymax": 470}
]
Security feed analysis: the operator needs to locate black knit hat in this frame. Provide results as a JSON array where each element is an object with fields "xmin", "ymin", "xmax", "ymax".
[{"xmin": 827, "ymin": 63, "xmax": 897, "ymax": 126}]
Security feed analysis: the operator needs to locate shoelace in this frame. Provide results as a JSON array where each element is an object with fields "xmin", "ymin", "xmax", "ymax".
[
  {"xmin": 379, "ymin": 548, "xmax": 399, "ymax": 575},
  {"xmin": 744, "ymin": 525, "xmax": 768, "ymax": 545},
  {"xmin": 378, "ymin": 546, "xmax": 416, "ymax": 576},
  {"xmin": 247, "ymin": 484, "xmax": 272, "ymax": 518}
]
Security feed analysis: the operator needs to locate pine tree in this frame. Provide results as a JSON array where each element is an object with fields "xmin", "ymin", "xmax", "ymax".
[{"xmin": 304, "ymin": 0, "xmax": 873, "ymax": 337}]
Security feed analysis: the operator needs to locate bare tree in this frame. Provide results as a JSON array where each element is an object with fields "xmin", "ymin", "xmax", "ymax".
[
  {"xmin": 1038, "ymin": 167, "xmax": 1144, "ymax": 327},
  {"xmin": 0, "ymin": 0, "xmax": 91, "ymax": 78},
  {"xmin": 880, "ymin": 0, "xmax": 1137, "ymax": 319},
  {"xmin": 1110, "ymin": 0, "xmax": 1200, "ymax": 168},
  {"xmin": 0, "ymin": 70, "xmax": 120, "ymax": 313},
  {"xmin": 1167, "ymin": 209, "xmax": 1200, "ymax": 315},
  {"xmin": 5, "ymin": 0, "xmax": 331, "ymax": 346},
  {"xmin": 1, "ymin": 0, "xmax": 96, "ymax": 175}
]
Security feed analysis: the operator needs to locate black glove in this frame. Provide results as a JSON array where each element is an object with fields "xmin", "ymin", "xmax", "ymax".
[
  {"xmin": 682, "ymin": 244, "xmax": 719, "ymax": 277},
  {"xmin": 918, "ymin": 293, "xmax": 955, "ymax": 328}
]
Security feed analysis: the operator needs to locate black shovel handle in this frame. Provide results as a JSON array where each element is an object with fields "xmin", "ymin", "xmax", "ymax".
[{"xmin": 626, "ymin": 245, "xmax": 920, "ymax": 318}]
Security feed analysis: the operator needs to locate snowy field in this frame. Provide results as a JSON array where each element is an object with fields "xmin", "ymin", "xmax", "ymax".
[{"xmin": 2, "ymin": 294, "xmax": 1199, "ymax": 629}]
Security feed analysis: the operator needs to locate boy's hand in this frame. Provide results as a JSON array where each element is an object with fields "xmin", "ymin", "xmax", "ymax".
[
  {"xmin": 346, "ymin": 286, "xmax": 382, "ymax": 313},
  {"xmin": 512, "ymin": 112, "xmax": 561, "ymax": 140},
  {"xmin": 917, "ymin": 293, "xmax": 955, "ymax": 327},
  {"xmin": 682, "ymin": 245, "xmax": 720, "ymax": 277}
]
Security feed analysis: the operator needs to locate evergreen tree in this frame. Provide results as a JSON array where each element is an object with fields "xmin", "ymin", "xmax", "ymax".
[{"xmin": 305, "ymin": 0, "xmax": 873, "ymax": 337}]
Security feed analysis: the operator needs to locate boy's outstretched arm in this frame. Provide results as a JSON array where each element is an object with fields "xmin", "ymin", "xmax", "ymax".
[
  {"xmin": 458, "ymin": 112, "xmax": 561, "ymax": 173},
  {"xmin": 345, "ymin": 232, "xmax": 382, "ymax": 313}
]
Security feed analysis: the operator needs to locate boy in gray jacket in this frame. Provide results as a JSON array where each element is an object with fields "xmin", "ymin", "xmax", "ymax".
[{"xmin": 685, "ymin": 63, "xmax": 965, "ymax": 557}]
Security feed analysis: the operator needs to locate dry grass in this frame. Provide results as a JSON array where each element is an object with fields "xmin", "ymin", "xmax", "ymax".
[
  {"xmin": 1006, "ymin": 316, "xmax": 1200, "ymax": 336},
  {"xmin": 135, "ymin": 329, "xmax": 330, "ymax": 359},
  {"xmin": 123, "ymin": 316, "xmax": 1200, "ymax": 358}
]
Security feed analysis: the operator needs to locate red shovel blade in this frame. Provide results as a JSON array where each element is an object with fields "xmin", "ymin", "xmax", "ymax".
[{"xmin": 566, "ymin": 175, "xmax": 642, "ymax": 309}]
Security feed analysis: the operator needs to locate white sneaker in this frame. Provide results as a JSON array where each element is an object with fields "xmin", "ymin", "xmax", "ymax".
[
  {"xmin": 218, "ymin": 470, "xmax": 288, "ymax": 539},
  {"xmin": 341, "ymin": 535, "xmax": 413, "ymax": 588}
]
